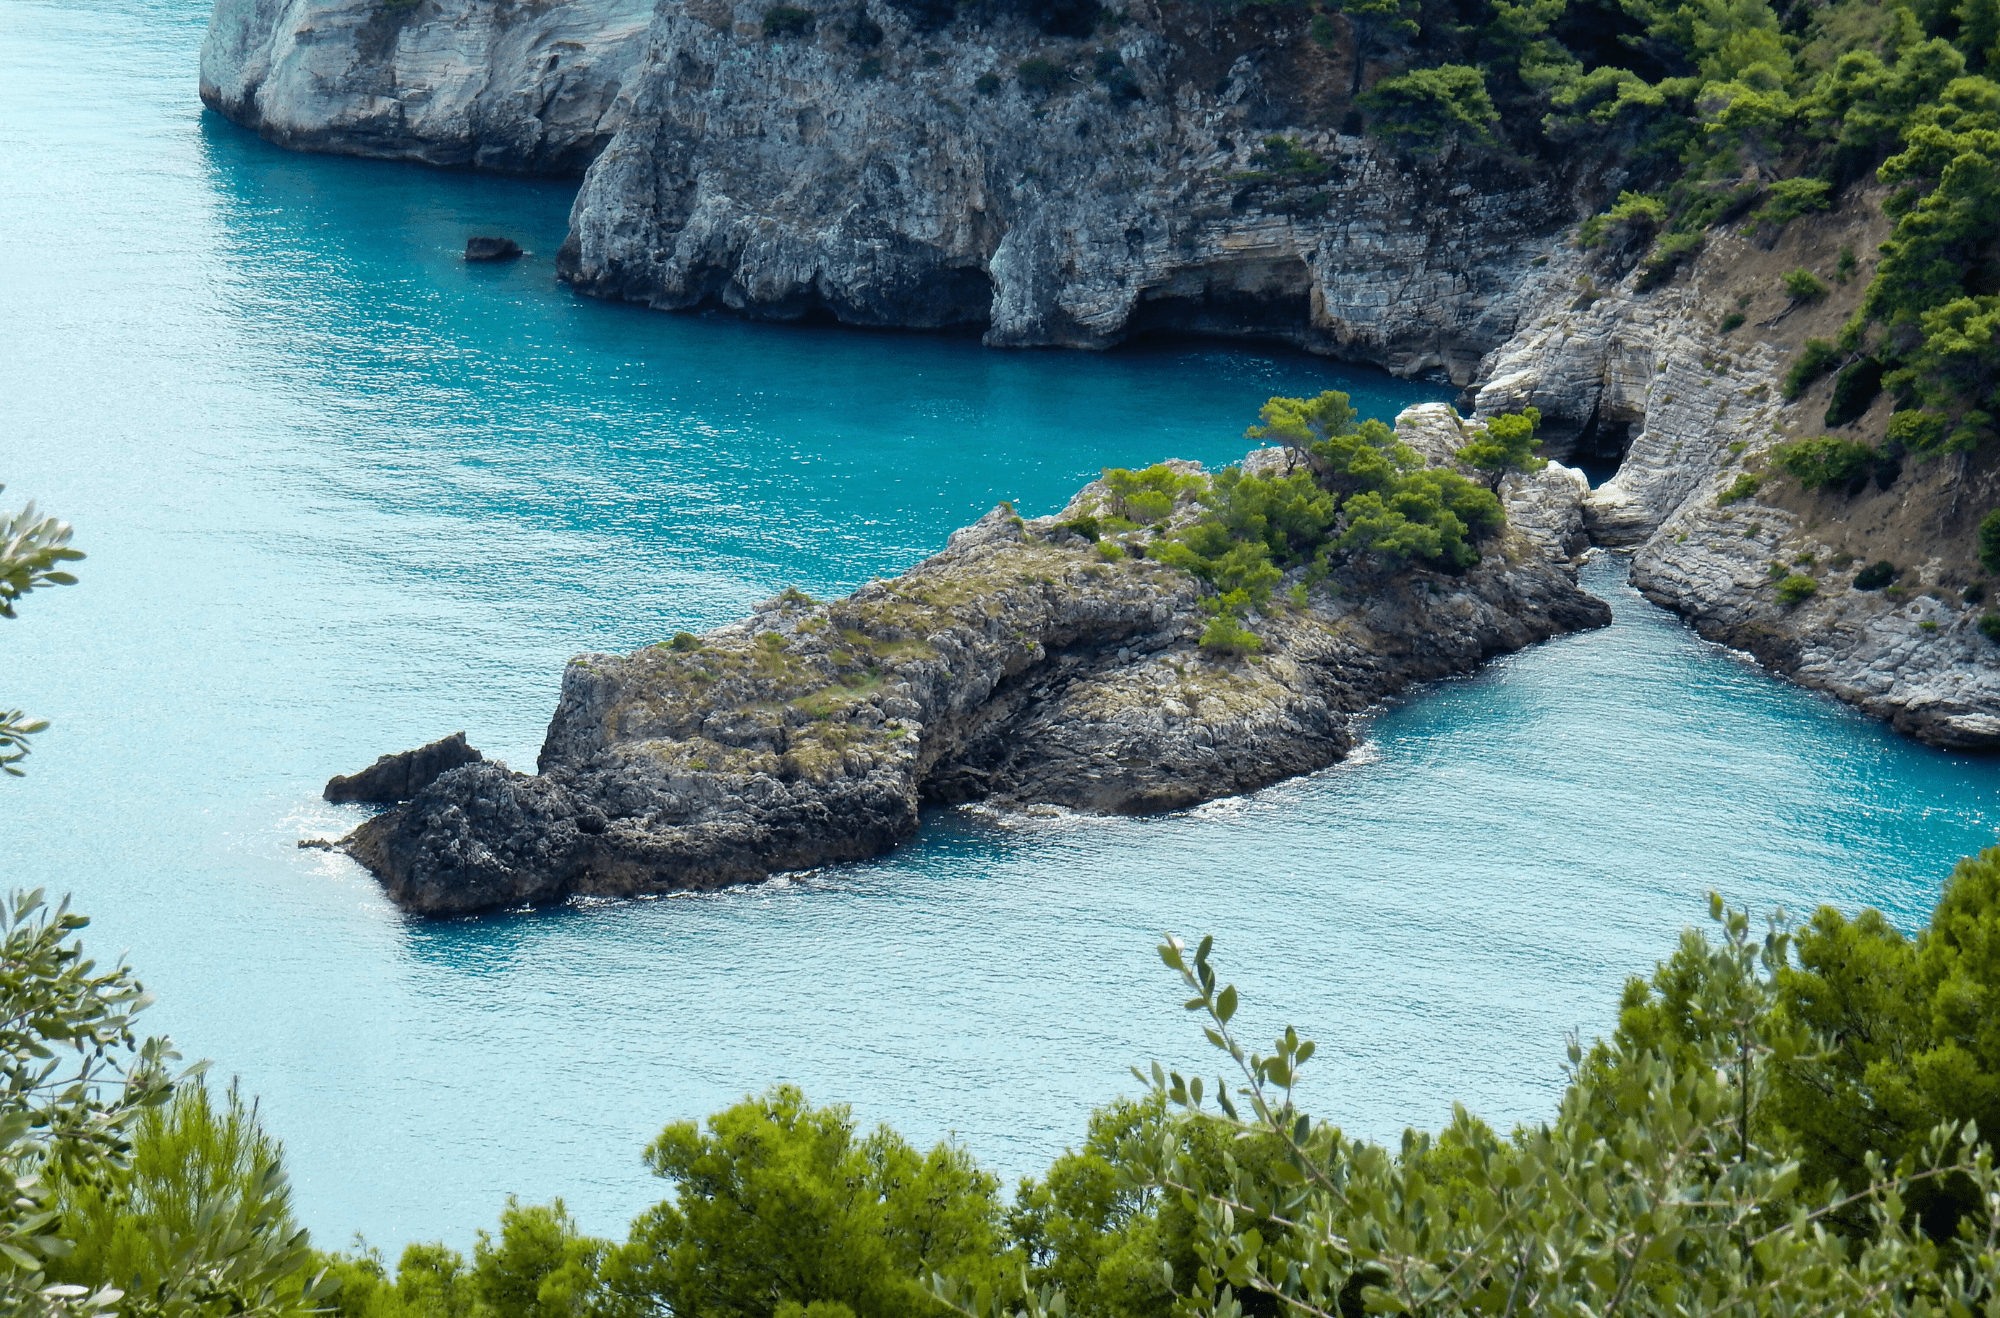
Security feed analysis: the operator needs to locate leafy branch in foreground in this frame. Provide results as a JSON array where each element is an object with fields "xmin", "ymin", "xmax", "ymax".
[
  {"xmin": 1, "ymin": 486, "xmax": 84, "ymax": 775},
  {"xmin": 1118, "ymin": 915, "xmax": 2000, "ymax": 1318}
]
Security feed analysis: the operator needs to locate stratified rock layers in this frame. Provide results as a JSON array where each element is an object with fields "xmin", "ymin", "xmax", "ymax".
[{"xmin": 342, "ymin": 406, "xmax": 1608, "ymax": 914}]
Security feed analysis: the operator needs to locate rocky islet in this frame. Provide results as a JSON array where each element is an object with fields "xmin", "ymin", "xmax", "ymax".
[{"xmin": 336, "ymin": 406, "xmax": 1608, "ymax": 914}]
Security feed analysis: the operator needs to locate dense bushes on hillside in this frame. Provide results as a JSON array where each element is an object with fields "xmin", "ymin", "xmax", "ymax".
[{"xmin": 1301, "ymin": 0, "xmax": 1999, "ymax": 464}]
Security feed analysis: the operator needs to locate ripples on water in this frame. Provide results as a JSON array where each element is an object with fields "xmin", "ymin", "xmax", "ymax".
[{"xmin": 6, "ymin": 0, "xmax": 2000, "ymax": 1253}]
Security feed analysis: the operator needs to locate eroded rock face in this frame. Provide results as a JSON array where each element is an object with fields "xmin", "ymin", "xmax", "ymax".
[
  {"xmin": 199, "ymin": 0, "xmax": 1615, "ymax": 376},
  {"xmin": 199, "ymin": 0, "xmax": 651, "ymax": 173},
  {"xmin": 1465, "ymin": 201, "xmax": 2000, "ymax": 749},
  {"xmin": 339, "ymin": 404, "xmax": 1608, "ymax": 915},
  {"xmin": 557, "ymin": 5, "xmax": 1599, "ymax": 373},
  {"xmin": 324, "ymin": 731, "xmax": 484, "ymax": 803}
]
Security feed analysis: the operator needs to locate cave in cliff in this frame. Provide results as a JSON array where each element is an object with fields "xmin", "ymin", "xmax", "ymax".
[{"xmin": 1122, "ymin": 255, "xmax": 1315, "ymax": 345}]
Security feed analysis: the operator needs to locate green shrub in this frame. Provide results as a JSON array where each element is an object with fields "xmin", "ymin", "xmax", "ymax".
[
  {"xmin": 1776, "ymin": 573, "xmax": 1820, "ymax": 604},
  {"xmin": 1982, "ymin": 612, "xmax": 2000, "ymax": 641},
  {"xmin": 1094, "ymin": 540, "xmax": 1124, "ymax": 561},
  {"xmin": 1749, "ymin": 177, "xmax": 1831, "ymax": 228},
  {"xmin": 1059, "ymin": 515, "xmax": 1099, "ymax": 541},
  {"xmin": 1101, "ymin": 463, "xmax": 1199, "ymax": 523},
  {"xmin": 1017, "ymin": 56, "xmax": 1063, "ymax": 92},
  {"xmin": 1965, "ymin": 581, "xmax": 1987, "ymax": 605},
  {"xmin": 1721, "ymin": 311, "xmax": 1746, "ymax": 332},
  {"xmin": 1887, "ymin": 407, "xmax": 1948, "ymax": 452},
  {"xmin": 1775, "ymin": 435, "xmax": 1877, "ymax": 490},
  {"xmin": 1458, "ymin": 407, "xmax": 1546, "ymax": 490},
  {"xmin": 1717, "ymin": 472, "xmax": 1762, "ymax": 504},
  {"xmin": 1359, "ymin": 64, "xmax": 1499, "ymax": 155},
  {"xmin": 762, "ymin": 4, "xmax": 814, "ymax": 35},
  {"xmin": 1247, "ymin": 136, "xmax": 1327, "ymax": 176},
  {"xmin": 669, "ymin": 631, "xmax": 700, "ymax": 652},
  {"xmin": 1837, "ymin": 244, "xmax": 1859, "ymax": 282},
  {"xmin": 1979, "ymin": 508, "xmax": 2000, "ymax": 574},
  {"xmin": 1638, "ymin": 230, "xmax": 1703, "ymax": 288},
  {"xmin": 1198, "ymin": 613, "xmax": 1262, "ymax": 655},
  {"xmin": 1782, "ymin": 338, "xmax": 1841, "ymax": 400},
  {"xmin": 1854, "ymin": 559, "xmax": 1898, "ymax": 589},
  {"xmin": 1783, "ymin": 267, "xmax": 1830, "ymax": 300},
  {"xmin": 1824, "ymin": 356, "xmax": 1884, "ymax": 427},
  {"xmin": 973, "ymin": 71, "xmax": 1001, "ymax": 94}
]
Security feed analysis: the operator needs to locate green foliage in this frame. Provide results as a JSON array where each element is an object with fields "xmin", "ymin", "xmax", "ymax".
[
  {"xmin": 1721, "ymin": 311, "xmax": 1747, "ymax": 331},
  {"xmin": 1457, "ymin": 407, "xmax": 1546, "ymax": 489},
  {"xmin": 974, "ymin": 72, "xmax": 1001, "ymax": 95},
  {"xmin": 1825, "ymin": 356, "xmax": 1885, "ymax": 427},
  {"xmin": 1854, "ymin": 559, "xmax": 1899, "ymax": 588},
  {"xmin": 1136, "ymin": 395, "xmax": 1509, "ymax": 638},
  {"xmin": 1245, "ymin": 137, "xmax": 1327, "ymax": 177},
  {"xmin": 1775, "ymin": 434, "xmax": 1878, "ymax": 489},
  {"xmin": 1979, "ymin": 507, "xmax": 2000, "ymax": 573},
  {"xmin": 1983, "ymin": 612, "xmax": 2000, "ymax": 640},
  {"xmin": 1360, "ymin": 65, "xmax": 1500, "ymax": 153},
  {"xmin": 1783, "ymin": 266, "xmax": 1831, "ymax": 300},
  {"xmin": 1196, "ymin": 613, "xmax": 1262, "ymax": 656},
  {"xmin": 608, "ymin": 1086, "xmax": 1010, "ymax": 1318},
  {"xmin": 1017, "ymin": 57, "xmax": 1063, "ymax": 92},
  {"xmin": 761, "ymin": 5, "xmax": 814, "ymax": 35},
  {"xmin": 1718, "ymin": 471, "xmax": 1763, "ymax": 503},
  {"xmin": 1783, "ymin": 339, "xmax": 1842, "ymax": 400},
  {"xmin": 0, "ymin": 891, "xmax": 182, "ymax": 1312},
  {"xmin": 1750, "ymin": 177, "xmax": 1832, "ymax": 227},
  {"xmin": 2, "ymin": 487, "xmax": 84, "ymax": 776},
  {"xmin": 1100, "ymin": 466, "xmax": 1200, "ymax": 525},
  {"xmin": 1096, "ymin": 909, "xmax": 2000, "ymax": 1318},
  {"xmin": 44, "ymin": 1079, "xmax": 333, "ymax": 1316},
  {"xmin": 669, "ymin": 632, "xmax": 700, "ymax": 652},
  {"xmin": 1888, "ymin": 406, "xmax": 1950, "ymax": 451},
  {"xmin": 1776, "ymin": 572, "xmax": 1820, "ymax": 603}
]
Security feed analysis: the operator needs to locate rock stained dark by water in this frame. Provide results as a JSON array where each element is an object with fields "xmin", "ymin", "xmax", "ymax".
[
  {"xmin": 325, "ymin": 732, "xmax": 484, "ymax": 804},
  {"xmin": 335, "ymin": 406, "xmax": 1609, "ymax": 915},
  {"xmin": 464, "ymin": 237, "xmax": 523, "ymax": 261}
]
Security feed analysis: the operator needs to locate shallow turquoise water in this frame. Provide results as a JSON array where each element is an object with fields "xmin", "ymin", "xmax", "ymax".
[{"xmin": 7, "ymin": 0, "xmax": 2000, "ymax": 1255}]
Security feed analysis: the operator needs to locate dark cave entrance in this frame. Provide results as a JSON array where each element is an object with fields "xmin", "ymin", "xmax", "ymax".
[
  {"xmin": 1122, "ymin": 256, "xmax": 1316, "ymax": 343},
  {"xmin": 1565, "ymin": 409, "xmax": 1634, "ymax": 489}
]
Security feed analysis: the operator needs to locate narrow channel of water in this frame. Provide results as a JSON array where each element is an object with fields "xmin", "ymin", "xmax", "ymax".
[{"xmin": 5, "ymin": 0, "xmax": 2000, "ymax": 1252}]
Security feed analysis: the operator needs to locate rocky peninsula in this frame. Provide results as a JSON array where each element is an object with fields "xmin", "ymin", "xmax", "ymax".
[{"xmin": 334, "ymin": 404, "xmax": 1607, "ymax": 914}]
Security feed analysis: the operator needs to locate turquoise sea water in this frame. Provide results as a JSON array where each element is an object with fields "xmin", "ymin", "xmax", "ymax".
[{"xmin": 8, "ymin": 0, "xmax": 2000, "ymax": 1255}]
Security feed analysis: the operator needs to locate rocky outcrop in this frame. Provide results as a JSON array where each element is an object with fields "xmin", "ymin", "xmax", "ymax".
[
  {"xmin": 200, "ymin": 0, "xmax": 1620, "ymax": 377},
  {"xmin": 1466, "ymin": 196, "xmax": 2000, "ymax": 749},
  {"xmin": 325, "ymin": 731, "xmax": 484, "ymax": 803},
  {"xmin": 335, "ymin": 404, "xmax": 1607, "ymax": 914},
  {"xmin": 199, "ymin": 0, "xmax": 651, "ymax": 174}
]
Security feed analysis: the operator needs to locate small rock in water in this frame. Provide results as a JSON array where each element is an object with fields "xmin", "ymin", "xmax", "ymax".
[
  {"xmin": 324, "ymin": 731, "xmax": 483, "ymax": 804},
  {"xmin": 464, "ymin": 236, "xmax": 523, "ymax": 262}
]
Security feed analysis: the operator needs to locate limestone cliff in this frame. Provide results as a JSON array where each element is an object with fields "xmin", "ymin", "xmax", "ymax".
[
  {"xmin": 200, "ymin": 0, "xmax": 650, "ymax": 173},
  {"xmin": 336, "ymin": 404, "xmax": 1607, "ymax": 915},
  {"xmin": 200, "ymin": 0, "xmax": 1616, "ymax": 378},
  {"xmin": 1468, "ymin": 195, "xmax": 2000, "ymax": 750}
]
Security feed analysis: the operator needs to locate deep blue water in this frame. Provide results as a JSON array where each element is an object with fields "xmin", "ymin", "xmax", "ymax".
[{"xmin": 7, "ymin": 0, "xmax": 2000, "ymax": 1256}]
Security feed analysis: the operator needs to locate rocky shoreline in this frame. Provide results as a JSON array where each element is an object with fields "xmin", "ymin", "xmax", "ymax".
[{"xmin": 334, "ymin": 404, "xmax": 1607, "ymax": 914}]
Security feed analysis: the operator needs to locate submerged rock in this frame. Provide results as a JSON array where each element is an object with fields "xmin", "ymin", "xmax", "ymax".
[
  {"xmin": 325, "ymin": 732, "xmax": 483, "ymax": 804},
  {"xmin": 465, "ymin": 237, "xmax": 523, "ymax": 261},
  {"xmin": 334, "ymin": 405, "xmax": 1608, "ymax": 915}
]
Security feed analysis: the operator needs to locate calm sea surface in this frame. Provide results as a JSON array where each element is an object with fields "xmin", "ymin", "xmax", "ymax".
[{"xmin": 7, "ymin": 0, "xmax": 2000, "ymax": 1253}]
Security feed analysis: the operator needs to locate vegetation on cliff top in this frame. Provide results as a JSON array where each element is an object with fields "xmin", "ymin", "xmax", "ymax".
[
  {"xmin": 1215, "ymin": 0, "xmax": 2000, "ymax": 469},
  {"xmin": 1085, "ymin": 393, "xmax": 1537, "ymax": 653}
]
